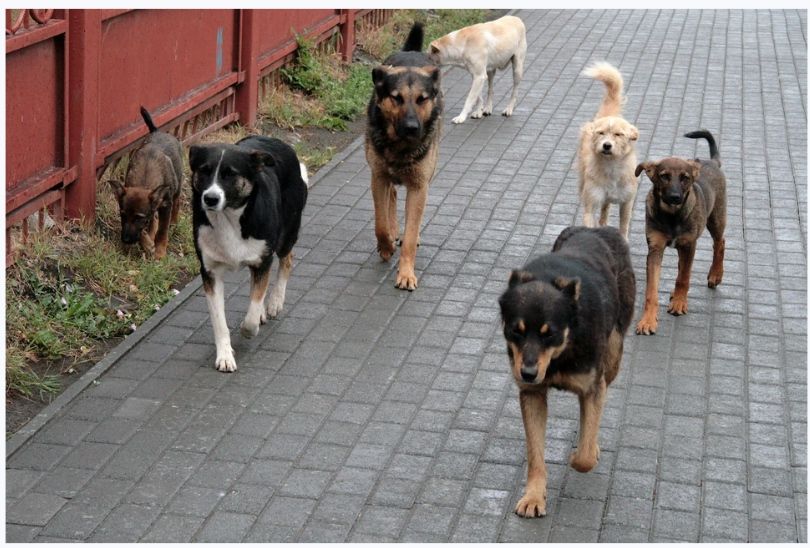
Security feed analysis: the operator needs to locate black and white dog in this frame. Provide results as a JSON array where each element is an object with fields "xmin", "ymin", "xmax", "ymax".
[{"xmin": 189, "ymin": 136, "xmax": 308, "ymax": 372}]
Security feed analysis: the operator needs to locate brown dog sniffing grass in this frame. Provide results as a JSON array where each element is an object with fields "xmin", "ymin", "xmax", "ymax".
[
  {"xmin": 635, "ymin": 130, "xmax": 727, "ymax": 335},
  {"xmin": 110, "ymin": 107, "xmax": 183, "ymax": 259}
]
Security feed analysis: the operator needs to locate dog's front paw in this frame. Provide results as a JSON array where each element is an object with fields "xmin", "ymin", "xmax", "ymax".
[
  {"xmin": 707, "ymin": 270, "xmax": 723, "ymax": 288},
  {"xmin": 240, "ymin": 319, "xmax": 260, "ymax": 339},
  {"xmin": 377, "ymin": 239, "xmax": 396, "ymax": 262},
  {"xmin": 267, "ymin": 292, "xmax": 285, "ymax": 319},
  {"xmin": 395, "ymin": 269, "xmax": 418, "ymax": 291},
  {"xmin": 482, "ymin": 105, "xmax": 493, "ymax": 116},
  {"xmin": 569, "ymin": 447, "xmax": 599, "ymax": 473},
  {"xmin": 635, "ymin": 314, "xmax": 658, "ymax": 335},
  {"xmin": 471, "ymin": 109, "xmax": 484, "ymax": 119},
  {"xmin": 215, "ymin": 351, "xmax": 237, "ymax": 372},
  {"xmin": 502, "ymin": 106, "xmax": 514, "ymax": 117},
  {"xmin": 451, "ymin": 114, "xmax": 467, "ymax": 124},
  {"xmin": 667, "ymin": 295, "xmax": 688, "ymax": 316},
  {"xmin": 515, "ymin": 491, "xmax": 546, "ymax": 518}
]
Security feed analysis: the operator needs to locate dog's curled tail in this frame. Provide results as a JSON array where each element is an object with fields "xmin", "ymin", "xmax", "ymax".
[
  {"xmin": 139, "ymin": 106, "xmax": 158, "ymax": 133},
  {"xmin": 299, "ymin": 162, "xmax": 310, "ymax": 188},
  {"xmin": 402, "ymin": 22, "xmax": 424, "ymax": 52},
  {"xmin": 684, "ymin": 130, "xmax": 720, "ymax": 164},
  {"xmin": 583, "ymin": 62, "xmax": 624, "ymax": 118}
]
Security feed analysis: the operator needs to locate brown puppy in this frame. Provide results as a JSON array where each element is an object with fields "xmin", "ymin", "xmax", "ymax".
[
  {"xmin": 635, "ymin": 130, "xmax": 726, "ymax": 335},
  {"xmin": 366, "ymin": 22, "xmax": 443, "ymax": 290},
  {"xmin": 110, "ymin": 107, "xmax": 183, "ymax": 259}
]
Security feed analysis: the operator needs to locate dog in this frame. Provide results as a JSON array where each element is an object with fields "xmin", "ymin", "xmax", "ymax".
[
  {"xmin": 635, "ymin": 130, "xmax": 726, "ymax": 335},
  {"xmin": 577, "ymin": 62, "xmax": 639, "ymax": 239},
  {"xmin": 110, "ymin": 107, "xmax": 184, "ymax": 259},
  {"xmin": 498, "ymin": 226, "xmax": 635, "ymax": 518},
  {"xmin": 427, "ymin": 15, "xmax": 526, "ymax": 124},
  {"xmin": 188, "ymin": 136, "xmax": 309, "ymax": 372},
  {"xmin": 366, "ymin": 22, "xmax": 443, "ymax": 291}
]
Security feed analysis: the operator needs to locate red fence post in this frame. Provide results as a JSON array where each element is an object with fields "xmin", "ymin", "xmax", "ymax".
[
  {"xmin": 235, "ymin": 9, "xmax": 259, "ymax": 129},
  {"xmin": 340, "ymin": 9, "xmax": 355, "ymax": 62},
  {"xmin": 65, "ymin": 9, "xmax": 101, "ymax": 223}
]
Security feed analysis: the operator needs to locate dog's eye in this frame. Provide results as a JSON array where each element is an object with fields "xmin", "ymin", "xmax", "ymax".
[
  {"xmin": 679, "ymin": 173, "xmax": 690, "ymax": 182},
  {"xmin": 660, "ymin": 173, "xmax": 670, "ymax": 181},
  {"xmin": 221, "ymin": 167, "xmax": 234, "ymax": 178},
  {"xmin": 416, "ymin": 95, "xmax": 428, "ymax": 105},
  {"xmin": 614, "ymin": 132, "xmax": 623, "ymax": 137},
  {"xmin": 391, "ymin": 94, "xmax": 404, "ymax": 105},
  {"xmin": 597, "ymin": 131, "xmax": 605, "ymax": 136},
  {"xmin": 196, "ymin": 165, "xmax": 212, "ymax": 176}
]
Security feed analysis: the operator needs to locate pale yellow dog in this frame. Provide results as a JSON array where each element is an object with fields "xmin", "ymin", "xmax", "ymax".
[{"xmin": 428, "ymin": 15, "xmax": 527, "ymax": 124}]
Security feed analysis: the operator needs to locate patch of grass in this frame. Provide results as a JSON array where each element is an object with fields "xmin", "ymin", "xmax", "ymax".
[
  {"xmin": 294, "ymin": 141, "xmax": 336, "ymax": 173},
  {"xmin": 5, "ymin": 348, "xmax": 59, "ymax": 400},
  {"xmin": 356, "ymin": 9, "xmax": 489, "ymax": 61}
]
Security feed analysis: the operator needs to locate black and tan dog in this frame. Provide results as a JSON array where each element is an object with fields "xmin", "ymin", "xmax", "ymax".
[
  {"xmin": 366, "ymin": 22, "xmax": 443, "ymax": 290},
  {"xmin": 635, "ymin": 130, "xmax": 726, "ymax": 335},
  {"xmin": 499, "ymin": 226, "xmax": 635, "ymax": 518},
  {"xmin": 110, "ymin": 107, "xmax": 183, "ymax": 259}
]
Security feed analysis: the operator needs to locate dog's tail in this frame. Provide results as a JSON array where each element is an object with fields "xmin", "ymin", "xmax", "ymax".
[
  {"xmin": 583, "ymin": 62, "xmax": 624, "ymax": 118},
  {"xmin": 402, "ymin": 22, "xmax": 424, "ymax": 52},
  {"xmin": 299, "ymin": 162, "xmax": 310, "ymax": 188},
  {"xmin": 140, "ymin": 106, "xmax": 158, "ymax": 133},
  {"xmin": 684, "ymin": 130, "xmax": 720, "ymax": 164}
]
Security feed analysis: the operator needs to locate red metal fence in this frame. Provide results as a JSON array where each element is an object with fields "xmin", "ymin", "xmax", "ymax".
[{"xmin": 5, "ymin": 8, "xmax": 391, "ymax": 258}]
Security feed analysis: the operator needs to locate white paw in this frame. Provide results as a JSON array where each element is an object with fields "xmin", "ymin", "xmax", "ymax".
[
  {"xmin": 502, "ymin": 107, "xmax": 514, "ymax": 117},
  {"xmin": 482, "ymin": 106, "xmax": 493, "ymax": 116},
  {"xmin": 471, "ymin": 109, "xmax": 484, "ymax": 119},
  {"xmin": 452, "ymin": 114, "xmax": 467, "ymax": 124},
  {"xmin": 240, "ymin": 319, "xmax": 260, "ymax": 339},
  {"xmin": 267, "ymin": 293, "xmax": 285, "ymax": 318},
  {"xmin": 215, "ymin": 350, "xmax": 237, "ymax": 372}
]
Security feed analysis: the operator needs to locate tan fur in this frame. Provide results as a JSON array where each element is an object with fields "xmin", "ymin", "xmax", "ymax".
[
  {"xmin": 428, "ymin": 15, "xmax": 527, "ymax": 123},
  {"xmin": 515, "ymin": 388, "xmax": 549, "ymax": 517},
  {"xmin": 635, "ymin": 230, "xmax": 667, "ymax": 335},
  {"xmin": 578, "ymin": 62, "xmax": 639, "ymax": 239}
]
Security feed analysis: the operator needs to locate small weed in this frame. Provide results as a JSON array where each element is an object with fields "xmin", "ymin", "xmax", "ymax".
[
  {"xmin": 5, "ymin": 348, "xmax": 60, "ymax": 400},
  {"xmin": 294, "ymin": 141, "xmax": 336, "ymax": 172}
]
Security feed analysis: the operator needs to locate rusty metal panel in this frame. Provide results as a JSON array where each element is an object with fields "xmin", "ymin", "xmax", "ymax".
[
  {"xmin": 97, "ymin": 9, "xmax": 238, "ymax": 145},
  {"xmin": 255, "ymin": 9, "xmax": 337, "ymax": 56},
  {"xmin": 5, "ymin": 37, "xmax": 65, "ymax": 190}
]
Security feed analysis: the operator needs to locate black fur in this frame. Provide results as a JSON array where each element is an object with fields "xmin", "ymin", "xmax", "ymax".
[
  {"xmin": 684, "ymin": 129, "xmax": 720, "ymax": 164},
  {"xmin": 402, "ymin": 21, "xmax": 424, "ymax": 52},
  {"xmin": 499, "ymin": 226, "xmax": 636, "ymax": 381},
  {"xmin": 189, "ymin": 136, "xmax": 307, "ymax": 279},
  {"xmin": 140, "ymin": 106, "xmax": 158, "ymax": 133}
]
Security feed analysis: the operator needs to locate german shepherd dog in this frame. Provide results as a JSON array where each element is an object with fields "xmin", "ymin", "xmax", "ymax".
[
  {"xmin": 498, "ymin": 226, "xmax": 635, "ymax": 518},
  {"xmin": 366, "ymin": 22, "xmax": 443, "ymax": 290},
  {"xmin": 110, "ymin": 107, "xmax": 183, "ymax": 259},
  {"xmin": 635, "ymin": 130, "xmax": 726, "ymax": 335},
  {"xmin": 189, "ymin": 136, "xmax": 308, "ymax": 372}
]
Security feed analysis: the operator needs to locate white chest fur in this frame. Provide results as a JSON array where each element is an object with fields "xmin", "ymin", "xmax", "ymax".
[{"xmin": 197, "ymin": 206, "xmax": 267, "ymax": 271}]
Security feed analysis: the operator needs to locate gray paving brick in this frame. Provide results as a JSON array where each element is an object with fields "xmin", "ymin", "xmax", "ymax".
[
  {"xmin": 701, "ymin": 507, "xmax": 748, "ymax": 542},
  {"xmin": 5, "ymin": 524, "xmax": 41, "ymax": 542},
  {"xmin": 652, "ymin": 508, "xmax": 700, "ymax": 542},
  {"xmin": 88, "ymin": 502, "xmax": 161, "ymax": 542},
  {"xmin": 6, "ymin": 492, "xmax": 68, "ymax": 526},
  {"xmin": 142, "ymin": 513, "xmax": 205, "ymax": 542},
  {"xmin": 279, "ymin": 468, "xmax": 332, "ymax": 498}
]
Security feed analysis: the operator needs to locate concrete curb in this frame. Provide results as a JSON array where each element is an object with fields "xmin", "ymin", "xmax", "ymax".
[{"xmin": 6, "ymin": 133, "xmax": 366, "ymax": 457}]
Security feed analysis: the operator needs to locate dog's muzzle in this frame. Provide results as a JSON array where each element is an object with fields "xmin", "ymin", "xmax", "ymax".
[
  {"xmin": 121, "ymin": 231, "xmax": 139, "ymax": 245},
  {"xmin": 520, "ymin": 365, "xmax": 539, "ymax": 383},
  {"xmin": 601, "ymin": 142, "xmax": 613, "ymax": 155},
  {"xmin": 662, "ymin": 192, "xmax": 684, "ymax": 206},
  {"xmin": 202, "ymin": 189, "xmax": 225, "ymax": 211}
]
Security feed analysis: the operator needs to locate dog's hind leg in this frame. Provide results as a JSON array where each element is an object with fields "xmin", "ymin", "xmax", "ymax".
[
  {"xmin": 570, "ymin": 376, "xmax": 606, "ymax": 473},
  {"xmin": 453, "ymin": 72, "xmax": 487, "ymax": 124},
  {"xmin": 204, "ymin": 272, "xmax": 237, "ymax": 372},
  {"xmin": 170, "ymin": 196, "xmax": 181, "ymax": 224},
  {"xmin": 515, "ymin": 389, "xmax": 548, "ymax": 518},
  {"xmin": 482, "ymin": 69, "xmax": 495, "ymax": 116},
  {"xmin": 267, "ymin": 252, "xmax": 293, "ymax": 318},
  {"xmin": 503, "ymin": 53, "xmax": 524, "ymax": 117},
  {"xmin": 599, "ymin": 202, "xmax": 611, "ymax": 226},
  {"xmin": 241, "ymin": 264, "xmax": 270, "ymax": 338}
]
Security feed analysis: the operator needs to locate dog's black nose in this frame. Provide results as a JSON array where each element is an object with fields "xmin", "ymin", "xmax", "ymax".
[
  {"xmin": 602, "ymin": 142, "xmax": 612, "ymax": 151},
  {"xmin": 521, "ymin": 367, "xmax": 537, "ymax": 382},
  {"xmin": 664, "ymin": 192, "xmax": 683, "ymax": 205},
  {"xmin": 203, "ymin": 194, "xmax": 220, "ymax": 207},
  {"xmin": 121, "ymin": 233, "xmax": 138, "ymax": 244},
  {"xmin": 403, "ymin": 118, "xmax": 420, "ymax": 134}
]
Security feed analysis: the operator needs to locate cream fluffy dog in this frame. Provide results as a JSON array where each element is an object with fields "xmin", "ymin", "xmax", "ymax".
[
  {"xmin": 578, "ymin": 62, "xmax": 639, "ymax": 239},
  {"xmin": 428, "ymin": 15, "xmax": 527, "ymax": 124}
]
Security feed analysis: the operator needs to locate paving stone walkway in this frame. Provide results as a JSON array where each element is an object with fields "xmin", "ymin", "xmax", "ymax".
[{"xmin": 6, "ymin": 9, "xmax": 807, "ymax": 543}]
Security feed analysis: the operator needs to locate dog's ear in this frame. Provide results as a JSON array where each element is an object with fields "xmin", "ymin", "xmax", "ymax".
[
  {"xmin": 429, "ymin": 43, "xmax": 441, "ymax": 58},
  {"xmin": 149, "ymin": 186, "xmax": 170, "ymax": 209},
  {"xmin": 372, "ymin": 66, "xmax": 389, "ymax": 98},
  {"xmin": 581, "ymin": 121, "xmax": 594, "ymax": 136},
  {"xmin": 635, "ymin": 161, "xmax": 656, "ymax": 179},
  {"xmin": 250, "ymin": 151, "xmax": 275, "ymax": 171},
  {"xmin": 628, "ymin": 124, "xmax": 639, "ymax": 142},
  {"xmin": 109, "ymin": 179, "xmax": 126, "ymax": 203},
  {"xmin": 688, "ymin": 159, "xmax": 701, "ymax": 181},
  {"xmin": 508, "ymin": 269, "xmax": 535, "ymax": 289},
  {"xmin": 553, "ymin": 276, "xmax": 581, "ymax": 302},
  {"xmin": 188, "ymin": 145, "xmax": 206, "ymax": 172}
]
